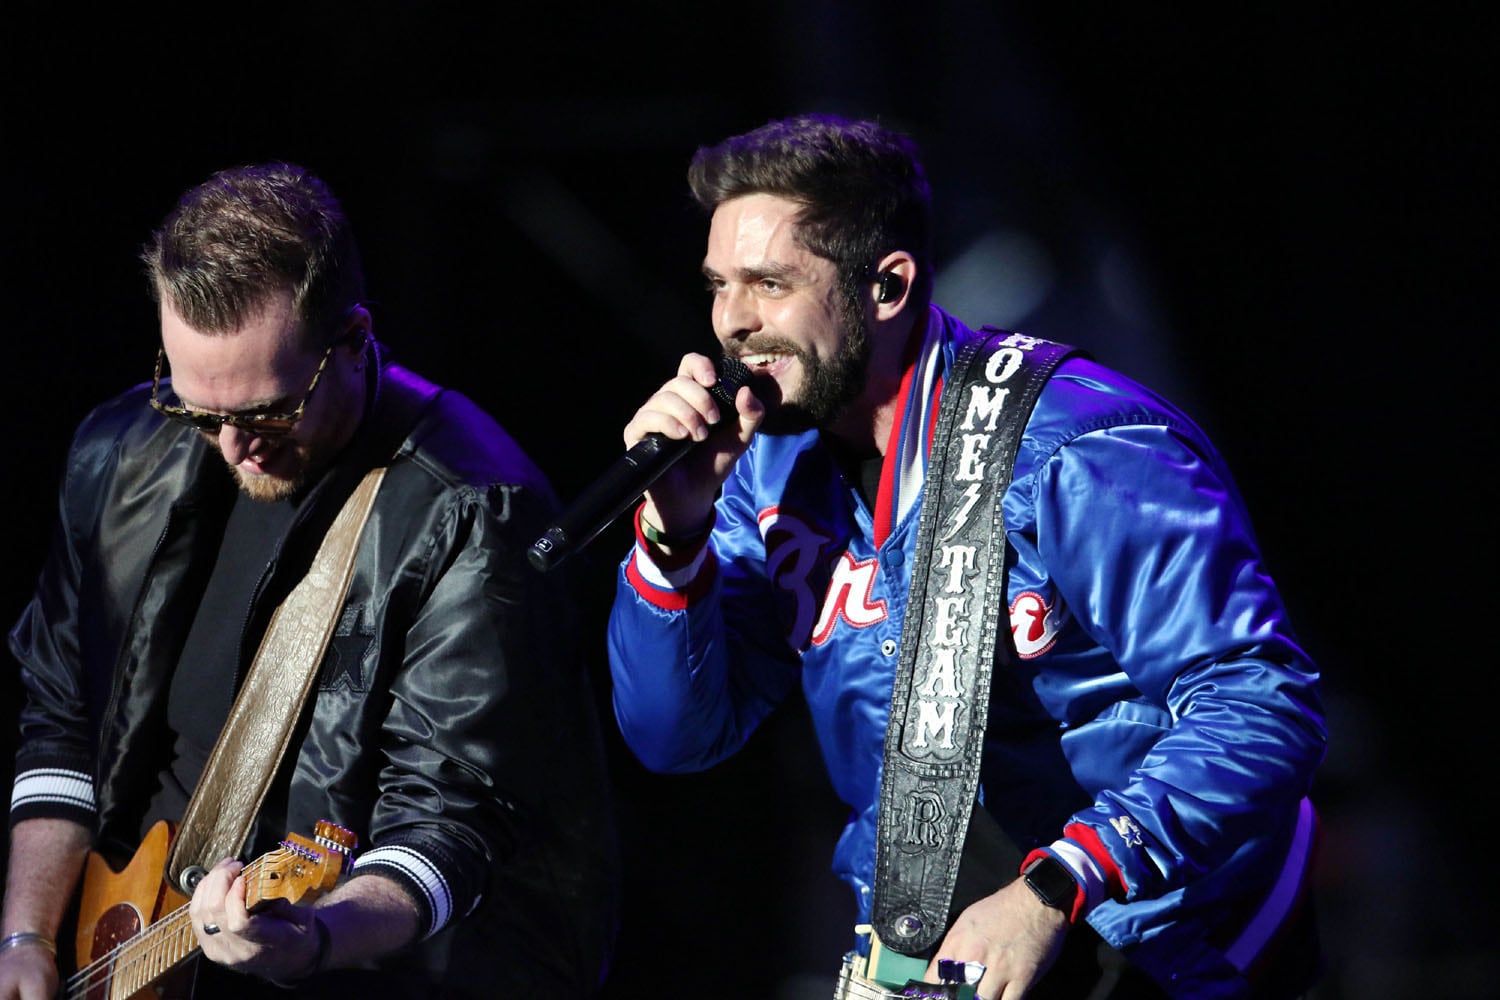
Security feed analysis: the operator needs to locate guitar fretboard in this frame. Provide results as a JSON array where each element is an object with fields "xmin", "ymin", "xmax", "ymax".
[{"xmin": 64, "ymin": 850, "xmax": 284, "ymax": 1000}]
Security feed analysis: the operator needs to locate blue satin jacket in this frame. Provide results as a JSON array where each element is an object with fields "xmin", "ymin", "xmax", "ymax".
[{"xmin": 608, "ymin": 308, "xmax": 1325, "ymax": 996}]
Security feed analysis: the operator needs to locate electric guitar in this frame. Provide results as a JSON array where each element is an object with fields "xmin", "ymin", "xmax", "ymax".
[
  {"xmin": 66, "ymin": 818, "xmax": 357, "ymax": 1000},
  {"xmin": 834, "ymin": 924, "xmax": 981, "ymax": 999}
]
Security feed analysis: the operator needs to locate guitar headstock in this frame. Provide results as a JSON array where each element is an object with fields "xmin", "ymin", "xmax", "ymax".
[
  {"xmin": 244, "ymin": 822, "xmax": 360, "ymax": 911},
  {"xmin": 312, "ymin": 820, "xmax": 359, "ymax": 876}
]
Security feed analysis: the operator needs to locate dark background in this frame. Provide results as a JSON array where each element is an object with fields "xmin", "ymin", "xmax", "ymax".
[{"xmin": 2, "ymin": 5, "xmax": 1491, "ymax": 998}]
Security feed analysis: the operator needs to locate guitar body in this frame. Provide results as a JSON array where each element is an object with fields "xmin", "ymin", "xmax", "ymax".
[
  {"xmin": 75, "ymin": 821, "xmax": 186, "ymax": 968},
  {"xmin": 64, "ymin": 819, "xmax": 356, "ymax": 1000}
]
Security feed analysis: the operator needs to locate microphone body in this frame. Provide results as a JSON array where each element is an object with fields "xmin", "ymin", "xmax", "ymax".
[{"xmin": 527, "ymin": 357, "xmax": 751, "ymax": 573}]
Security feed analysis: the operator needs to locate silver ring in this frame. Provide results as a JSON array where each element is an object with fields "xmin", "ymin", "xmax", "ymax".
[{"xmin": 202, "ymin": 923, "xmax": 222, "ymax": 936}]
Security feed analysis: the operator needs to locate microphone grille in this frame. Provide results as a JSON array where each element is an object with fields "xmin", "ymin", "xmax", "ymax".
[{"xmin": 711, "ymin": 356, "xmax": 752, "ymax": 408}]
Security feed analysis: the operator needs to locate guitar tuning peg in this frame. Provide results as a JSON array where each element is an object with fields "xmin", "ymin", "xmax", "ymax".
[{"xmin": 312, "ymin": 819, "xmax": 359, "ymax": 874}]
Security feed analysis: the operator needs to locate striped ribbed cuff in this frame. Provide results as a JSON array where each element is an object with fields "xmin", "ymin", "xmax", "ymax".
[
  {"xmin": 353, "ymin": 844, "xmax": 459, "ymax": 938},
  {"xmin": 9, "ymin": 767, "xmax": 95, "ymax": 825}
]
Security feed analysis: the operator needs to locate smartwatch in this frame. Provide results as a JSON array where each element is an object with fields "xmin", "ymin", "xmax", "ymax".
[{"xmin": 1022, "ymin": 855, "xmax": 1078, "ymax": 916}]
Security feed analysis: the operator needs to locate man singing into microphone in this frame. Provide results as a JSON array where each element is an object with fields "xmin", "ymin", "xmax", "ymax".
[{"xmin": 605, "ymin": 114, "xmax": 1326, "ymax": 998}]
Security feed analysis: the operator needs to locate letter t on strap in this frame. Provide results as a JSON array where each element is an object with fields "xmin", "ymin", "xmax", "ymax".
[{"xmin": 871, "ymin": 331, "xmax": 1081, "ymax": 956}]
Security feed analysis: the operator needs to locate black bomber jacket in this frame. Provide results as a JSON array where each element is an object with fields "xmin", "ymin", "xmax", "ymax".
[{"xmin": 8, "ymin": 345, "xmax": 618, "ymax": 995}]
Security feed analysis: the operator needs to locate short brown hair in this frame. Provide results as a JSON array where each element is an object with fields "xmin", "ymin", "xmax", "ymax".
[
  {"xmin": 687, "ymin": 114, "xmax": 933, "ymax": 307},
  {"xmin": 142, "ymin": 162, "xmax": 364, "ymax": 345}
]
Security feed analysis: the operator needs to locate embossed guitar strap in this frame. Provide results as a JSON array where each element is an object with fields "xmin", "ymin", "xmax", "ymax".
[
  {"xmin": 165, "ymin": 466, "xmax": 386, "ymax": 892},
  {"xmin": 871, "ymin": 330, "xmax": 1081, "ymax": 956}
]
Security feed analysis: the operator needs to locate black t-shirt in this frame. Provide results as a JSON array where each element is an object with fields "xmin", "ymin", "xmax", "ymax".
[{"xmin": 141, "ymin": 487, "xmax": 300, "ymax": 838}]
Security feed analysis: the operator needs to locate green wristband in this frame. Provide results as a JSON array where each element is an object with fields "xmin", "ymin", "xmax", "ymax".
[{"xmin": 640, "ymin": 514, "xmax": 713, "ymax": 548}]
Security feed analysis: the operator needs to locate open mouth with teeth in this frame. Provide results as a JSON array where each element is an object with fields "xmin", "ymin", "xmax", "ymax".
[
  {"xmin": 736, "ymin": 350, "xmax": 795, "ymax": 376},
  {"xmin": 726, "ymin": 351, "xmax": 790, "ymax": 410}
]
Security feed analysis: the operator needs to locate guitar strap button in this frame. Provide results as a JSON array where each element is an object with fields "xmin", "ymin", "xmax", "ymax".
[{"xmin": 179, "ymin": 864, "xmax": 208, "ymax": 894}]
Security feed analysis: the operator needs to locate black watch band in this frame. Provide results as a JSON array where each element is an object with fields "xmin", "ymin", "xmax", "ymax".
[{"xmin": 1022, "ymin": 855, "xmax": 1078, "ymax": 915}]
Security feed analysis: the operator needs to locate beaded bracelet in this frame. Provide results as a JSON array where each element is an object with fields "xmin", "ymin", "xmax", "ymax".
[{"xmin": 0, "ymin": 931, "xmax": 55, "ymax": 956}]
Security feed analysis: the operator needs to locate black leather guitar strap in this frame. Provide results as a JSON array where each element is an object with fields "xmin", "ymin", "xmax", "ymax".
[{"xmin": 871, "ymin": 329, "xmax": 1081, "ymax": 956}]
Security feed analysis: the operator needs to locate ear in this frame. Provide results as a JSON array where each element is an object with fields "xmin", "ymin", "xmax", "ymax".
[
  {"xmin": 869, "ymin": 251, "xmax": 917, "ymax": 320},
  {"xmin": 340, "ymin": 303, "xmax": 373, "ymax": 354}
]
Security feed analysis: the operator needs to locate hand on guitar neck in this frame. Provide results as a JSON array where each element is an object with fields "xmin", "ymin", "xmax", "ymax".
[
  {"xmin": 61, "ymin": 819, "xmax": 356, "ymax": 1000},
  {"xmin": 187, "ymin": 855, "xmax": 337, "ymax": 985},
  {"xmin": 186, "ymin": 828, "xmax": 424, "ymax": 987},
  {"xmin": 837, "ymin": 926, "xmax": 986, "ymax": 1000},
  {"xmin": 837, "ymin": 880, "xmax": 1068, "ymax": 1000},
  {"xmin": 925, "ymin": 880, "xmax": 1069, "ymax": 1000}
]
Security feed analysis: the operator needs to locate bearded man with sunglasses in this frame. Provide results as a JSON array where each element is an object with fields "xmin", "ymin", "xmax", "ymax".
[{"xmin": 0, "ymin": 163, "xmax": 618, "ymax": 999}]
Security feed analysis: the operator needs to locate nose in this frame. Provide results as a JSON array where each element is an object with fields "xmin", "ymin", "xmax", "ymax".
[
  {"xmin": 217, "ymin": 424, "xmax": 270, "ymax": 466},
  {"xmin": 713, "ymin": 283, "xmax": 761, "ymax": 343}
]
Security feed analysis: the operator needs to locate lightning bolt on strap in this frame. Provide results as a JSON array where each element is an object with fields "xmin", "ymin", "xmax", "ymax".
[{"xmin": 871, "ymin": 330, "xmax": 1082, "ymax": 956}]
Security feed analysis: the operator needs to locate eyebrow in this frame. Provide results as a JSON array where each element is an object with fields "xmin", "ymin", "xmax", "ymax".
[
  {"xmin": 702, "ymin": 261, "xmax": 807, "ymax": 284},
  {"xmin": 173, "ymin": 388, "xmax": 294, "ymax": 416}
]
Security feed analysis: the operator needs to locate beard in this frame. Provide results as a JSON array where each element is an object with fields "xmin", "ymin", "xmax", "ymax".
[
  {"xmin": 232, "ymin": 462, "xmax": 309, "ymax": 502},
  {"xmin": 753, "ymin": 295, "xmax": 872, "ymax": 435},
  {"xmin": 208, "ymin": 434, "xmax": 332, "ymax": 502}
]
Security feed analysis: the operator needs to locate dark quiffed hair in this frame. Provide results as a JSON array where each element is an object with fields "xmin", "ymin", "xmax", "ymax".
[
  {"xmin": 687, "ymin": 113, "xmax": 933, "ymax": 307},
  {"xmin": 142, "ymin": 162, "xmax": 364, "ymax": 346}
]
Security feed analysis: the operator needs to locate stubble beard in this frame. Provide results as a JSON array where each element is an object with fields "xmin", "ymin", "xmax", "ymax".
[
  {"xmin": 232, "ymin": 462, "xmax": 307, "ymax": 502},
  {"xmin": 220, "ymin": 436, "xmax": 332, "ymax": 502},
  {"xmin": 757, "ymin": 293, "xmax": 872, "ymax": 436}
]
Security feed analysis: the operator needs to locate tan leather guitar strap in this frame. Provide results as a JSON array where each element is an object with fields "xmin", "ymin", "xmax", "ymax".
[{"xmin": 165, "ymin": 466, "xmax": 386, "ymax": 892}]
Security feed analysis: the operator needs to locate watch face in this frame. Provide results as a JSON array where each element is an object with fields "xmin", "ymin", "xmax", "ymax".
[{"xmin": 1024, "ymin": 856, "xmax": 1077, "ymax": 911}]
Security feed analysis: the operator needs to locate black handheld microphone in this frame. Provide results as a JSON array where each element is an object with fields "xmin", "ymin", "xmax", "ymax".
[{"xmin": 527, "ymin": 357, "xmax": 752, "ymax": 573}]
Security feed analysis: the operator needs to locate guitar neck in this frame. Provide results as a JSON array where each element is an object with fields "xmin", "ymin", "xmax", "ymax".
[
  {"xmin": 65, "ymin": 852, "xmax": 284, "ymax": 1000},
  {"xmin": 73, "ymin": 905, "xmax": 194, "ymax": 1000},
  {"xmin": 65, "ymin": 827, "xmax": 354, "ymax": 1000}
]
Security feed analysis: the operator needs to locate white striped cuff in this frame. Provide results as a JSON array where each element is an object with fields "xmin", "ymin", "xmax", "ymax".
[
  {"xmin": 10, "ymin": 767, "xmax": 95, "ymax": 814},
  {"xmin": 353, "ymin": 844, "xmax": 457, "ymax": 938}
]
